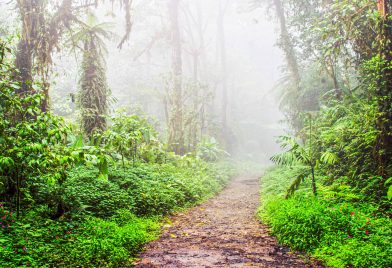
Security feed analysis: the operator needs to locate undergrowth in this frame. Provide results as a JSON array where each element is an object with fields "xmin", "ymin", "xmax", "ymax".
[
  {"xmin": 259, "ymin": 166, "xmax": 392, "ymax": 268},
  {"xmin": 0, "ymin": 160, "xmax": 233, "ymax": 267}
]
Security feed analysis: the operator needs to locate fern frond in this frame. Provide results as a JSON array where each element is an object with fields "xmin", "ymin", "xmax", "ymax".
[
  {"xmin": 271, "ymin": 151, "xmax": 298, "ymax": 166},
  {"xmin": 285, "ymin": 172, "xmax": 309, "ymax": 199},
  {"xmin": 277, "ymin": 135, "xmax": 299, "ymax": 150},
  {"xmin": 320, "ymin": 151, "xmax": 338, "ymax": 165}
]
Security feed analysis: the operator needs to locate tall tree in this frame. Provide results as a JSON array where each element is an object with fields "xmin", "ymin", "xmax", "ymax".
[
  {"xmin": 14, "ymin": 0, "xmax": 132, "ymax": 111},
  {"xmin": 272, "ymin": 0, "xmax": 303, "ymax": 131},
  {"xmin": 14, "ymin": 0, "xmax": 76, "ymax": 111},
  {"xmin": 182, "ymin": 0, "xmax": 210, "ymax": 150},
  {"xmin": 71, "ymin": 14, "xmax": 112, "ymax": 137},
  {"xmin": 194, "ymin": 1, "xmax": 209, "ymax": 141},
  {"xmin": 167, "ymin": 0, "xmax": 184, "ymax": 154},
  {"xmin": 273, "ymin": 0, "xmax": 301, "ymax": 87},
  {"xmin": 217, "ymin": 0, "xmax": 229, "ymax": 148},
  {"xmin": 375, "ymin": 0, "xmax": 392, "ymax": 177},
  {"xmin": 15, "ymin": 0, "xmax": 43, "ymax": 96}
]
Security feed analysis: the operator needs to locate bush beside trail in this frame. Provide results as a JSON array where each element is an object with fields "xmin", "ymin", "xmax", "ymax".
[
  {"xmin": 0, "ymin": 160, "xmax": 233, "ymax": 267},
  {"xmin": 259, "ymin": 167, "xmax": 392, "ymax": 268}
]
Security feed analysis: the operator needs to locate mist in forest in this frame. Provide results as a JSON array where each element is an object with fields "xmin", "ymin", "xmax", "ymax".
[
  {"xmin": 0, "ymin": 0, "xmax": 285, "ymax": 163},
  {"xmin": 3, "ymin": 2, "xmax": 392, "ymax": 266}
]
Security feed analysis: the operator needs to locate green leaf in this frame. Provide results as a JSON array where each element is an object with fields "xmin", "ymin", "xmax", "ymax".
[
  {"xmin": 285, "ymin": 172, "xmax": 310, "ymax": 199},
  {"xmin": 320, "ymin": 151, "xmax": 338, "ymax": 165},
  {"xmin": 72, "ymin": 135, "xmax": 84, "ymax": 149}
]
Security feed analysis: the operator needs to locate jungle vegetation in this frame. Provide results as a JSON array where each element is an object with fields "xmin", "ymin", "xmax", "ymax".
[
  {"xmin": 258, "ymin": 1, "xmax": 392, "ymax": 267},
  {"xmin": 0, "ymin": 0, "xmax": 392, "ymax": 267}
]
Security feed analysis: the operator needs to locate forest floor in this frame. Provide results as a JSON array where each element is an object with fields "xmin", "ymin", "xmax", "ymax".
[{"xmin": 134, "ymin": 175, "xmax": 323, "ymax": 268}]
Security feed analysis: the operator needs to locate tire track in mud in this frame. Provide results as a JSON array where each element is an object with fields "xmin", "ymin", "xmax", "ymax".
[{"xmin": 135, "ymin": 175, "xmax": 322, "ymax": 268}]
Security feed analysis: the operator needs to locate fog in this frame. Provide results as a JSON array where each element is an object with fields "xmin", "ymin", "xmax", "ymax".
[{"xmin": 1, "ymin": 0, "xmax": 286, "ymax": 162}]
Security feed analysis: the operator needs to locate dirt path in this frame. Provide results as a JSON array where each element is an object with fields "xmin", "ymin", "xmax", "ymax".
[{"xmin": 135, "ymin": 175, "xmax": 321, "ymax": 267}]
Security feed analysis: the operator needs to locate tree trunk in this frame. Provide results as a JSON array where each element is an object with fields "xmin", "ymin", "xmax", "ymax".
[
  {"xmin": 15, "ymin": 0, "xmax": 35, "ymax": 96},
  {"xmin": 274, "ymin": 0, "xmax": 303, "ymax": 132},
  {"xmin": 15, "ymin": 0, "xmax": 52, "ymax": 110},
  {"xmin": 273, "ymin": 0, "xmax": 301, "ymax": 87},
  {"xmin": 15, "ymin": 0, "xmax": 77, "ymax": 110},
  {"xmin": 311, "ymin": 165, "xmax": 317, "ymax": 196},
  {"xmin": 218, "ymin": 0, "xmax": 228, "ymax": 148},
  {"xmin": 195, "ymin": 0, "xmax": 208, "ymax": 141},
  {"xmin": 375, "ymin": 0, "xmax": 392, "ymax": 177},
  {"xmin": 378, "ymin": 0, "xmax": 387, "ymax": 17},
  {"xmin": 167, "ymin": 0, "xmax": 184, "ymax": 154},
  {"xmin": 191, "ymin": 52, "xmax": 199, "ymax": 150},
  {"xmin": 80, "ymin": 39, "xmax": 108, "ymax": 138}
]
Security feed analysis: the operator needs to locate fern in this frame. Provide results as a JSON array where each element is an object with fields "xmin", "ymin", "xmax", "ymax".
[
  {"xmin": 320, "ymin": 151, "xmax": 338, "ymax": 165},
  {"xmin": 272, "ymin": 115, "xmax": 338, "ymax": 197},
  {"xmin": 285, "ymin": 173, "xmax": 310, "ymax": 199}
]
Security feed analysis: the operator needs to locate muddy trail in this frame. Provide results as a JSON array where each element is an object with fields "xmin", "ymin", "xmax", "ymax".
[{"xmin": 135, "ymin": 175, "xmax": 322, "ymax": 267}]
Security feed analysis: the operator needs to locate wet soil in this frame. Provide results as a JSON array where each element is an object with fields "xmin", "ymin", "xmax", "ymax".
[{"xmin": 135, "ymin": 175, "xmax": 322, "ymax": 267}]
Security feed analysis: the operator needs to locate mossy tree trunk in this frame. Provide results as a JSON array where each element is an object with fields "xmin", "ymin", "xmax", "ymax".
[
  {"xmin": 375, "ymin": 0, "xmax": 392, "ymax": 178},
  {"xmin": 79, "ymin": 38, "xmax": 109, "ymax": 138}
]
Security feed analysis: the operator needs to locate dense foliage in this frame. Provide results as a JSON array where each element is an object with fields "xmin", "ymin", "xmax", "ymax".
[
  {"xmin": 3, "ymin": 0, "xmax": 392, "ymax": 266},
  {"xmin": 267, "ymin": 0, "xmax": 392, "ymax": 201},
  {"xmin": 0, "ymin": 160, "xmax": 231, "ymax": 267},
  {"xmin": 259, "ymin": 167, "xmax": 392, "ymax": 268},
  {"xmin": 0, "ymin": 209, "xmax": 159, "ymax": 267},
  {"xmin": 0, "ymin": 39, "xmax": 233, "ymax": 266},
  {"xmin": 256, "ymin": 1, "xmax": 392, "ymax": 267}
]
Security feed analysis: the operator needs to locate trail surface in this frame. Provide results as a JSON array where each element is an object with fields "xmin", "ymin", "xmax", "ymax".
[{"xmin": 135, "ymin": 175, "xmax": 321, "ymax": 267}]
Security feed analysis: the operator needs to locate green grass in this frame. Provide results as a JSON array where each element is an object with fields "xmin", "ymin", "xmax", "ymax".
[{"xmin": 259, "ymin": 166, "xmax": 392, "ymax": 268}]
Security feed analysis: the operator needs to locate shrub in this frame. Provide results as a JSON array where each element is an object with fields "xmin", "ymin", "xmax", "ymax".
[
  {"xmin": 60, "ymin": 211, "xmax": 159, "ymax": 267},
  {"xmin": 108, "ymin": 160, "xmax": 231, "ymax": 216},
  {"xmin": 63, "ymin": 167, "xmax": 134, "ymax": 218},
  {"xmin": 259, "ymin": 166, "xmax": 392, "ymax": 268},
  {"xmin": 0, "ymin": 210, "xmax": 159, "ymax": 268}
]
